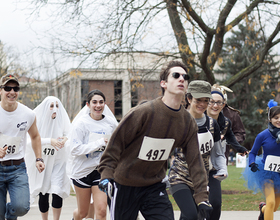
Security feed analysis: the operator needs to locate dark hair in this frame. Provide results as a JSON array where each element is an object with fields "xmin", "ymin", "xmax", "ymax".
[
  {"xmin": 87, "ymin": 89, "xmax": 106, "ymax": 103},
  {"xmin": 185, "ymin": 93, "xmax": 193, "ymax": 109},
  {"xmin": 159, "ymin": 60, "xmax": 188, "ymax": 95},
  {"xmin": 269, "ymin": 106, "xmax": 280, "ymax": 120}
]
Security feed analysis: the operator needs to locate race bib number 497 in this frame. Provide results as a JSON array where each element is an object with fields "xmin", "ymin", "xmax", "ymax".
[
  {"xmin": 264, "ymin": 155, "xmax": 280, "ymax": 173},
  {"xmin": 137, "ymin": 136, "xmax": 175, "ymax": 161}
]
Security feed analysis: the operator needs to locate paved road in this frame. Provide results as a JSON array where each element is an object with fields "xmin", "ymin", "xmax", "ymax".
[{"xmin": 17, "ymin": 195, "xmax": 280, "ymax": 220}]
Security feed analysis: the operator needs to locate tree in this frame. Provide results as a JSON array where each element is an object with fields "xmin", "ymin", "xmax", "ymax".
[
  {"xmin": 215, "ymin": 18, "xmax": 280, "ymax": 148},
  {"xmin": 0, "ymin": 40, "xmax": 48, "ymax": 108},
  {"xmin": 22, "ymin": 0, "xmax": 280, "ymax": 86}
]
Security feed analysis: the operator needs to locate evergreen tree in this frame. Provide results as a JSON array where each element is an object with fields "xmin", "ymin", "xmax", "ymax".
[{"xmin": 215, "ymin": 19, "xmax": 280, "ymax": 149}]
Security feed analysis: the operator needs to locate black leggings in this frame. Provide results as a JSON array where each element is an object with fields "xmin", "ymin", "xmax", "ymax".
[
  {"xmin": 208, "ymin": 171, "xmax": 222, "ymax": 220},
  {"xmin": 38, "ymin": 193, "xmax": 63, "ymax": 213},
  {"xmin": 170, "ymin": 184, "xmax": 198, "ymax": 220},
  {"xmin": 171, "ymin": 172, "xmax": 222, "ymax": 220}
]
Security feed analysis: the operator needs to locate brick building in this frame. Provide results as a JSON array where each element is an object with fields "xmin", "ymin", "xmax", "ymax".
[{"xmin": 48, "ymin": 68, "xmax": 162, "ymax": 121}]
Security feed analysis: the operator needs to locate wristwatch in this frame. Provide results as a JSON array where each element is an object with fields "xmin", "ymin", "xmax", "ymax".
[{"xmin": 36, "ymin": 158, "xmax": 44, "ymax": 163}]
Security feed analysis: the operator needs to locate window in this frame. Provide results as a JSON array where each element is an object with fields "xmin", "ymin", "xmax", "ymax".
[
  {"xmin": 131, "ymin": 81, "xmax": 138, "ymax": 108},
  {"xmin": 114, "ymin": 80, "xmax": 122, "ymax": 118}
]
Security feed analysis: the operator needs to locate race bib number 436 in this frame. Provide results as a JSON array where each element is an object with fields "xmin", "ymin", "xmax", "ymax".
[
  {"xmin": 264, "ymin": 155, "xmax": 280, "ymax": 173},
  {"xmin": 138, "ymin": 136, "xmax": 175, "ymax": 161}
]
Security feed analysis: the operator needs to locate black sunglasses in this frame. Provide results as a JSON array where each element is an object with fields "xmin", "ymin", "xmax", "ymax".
[
  {"xmin": 1, "ymin": 86, "xmax": 20, "ymax": 92},
  {"xmin": 172, "ymin": 72, "xmax": 190, "ymax": 81}
]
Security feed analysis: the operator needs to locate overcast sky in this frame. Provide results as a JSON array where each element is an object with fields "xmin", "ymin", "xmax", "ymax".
[
  {"xmin": 1, "ymin": 1, "xmax": 279, "ymax": 66},
  {"xmin": 0, "ymin": 1, "xmax": 79, "ymax": 78},
  {"xmin": 0, "ymin": 1, "xmax": 37, "ymax": 50}
]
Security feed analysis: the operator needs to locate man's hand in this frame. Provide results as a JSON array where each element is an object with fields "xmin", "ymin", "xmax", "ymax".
[
  {"xmin": 198, "ymin": 201, "xmax": 213, "ymax": 219},
  {"xmin": 35, "ymin": 160, "xmax": 45, "ymax": 173},
  {"xmin": 249, "ymin": 162, "xmax": 259, "ymax": 172},
  {"xmin": 98, "ymin": 178, "xmax": 114, "ymax": 199},
  {"xmin": 0, "ymin": 145, "xmax": 8, "ymax": 158}
]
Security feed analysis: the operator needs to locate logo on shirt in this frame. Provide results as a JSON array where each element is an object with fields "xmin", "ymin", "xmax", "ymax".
[{"xmin": 17, "ymin": 121, "xmax": 27, "ymax": 131}]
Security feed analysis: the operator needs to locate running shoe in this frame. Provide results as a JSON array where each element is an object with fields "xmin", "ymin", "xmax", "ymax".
[{"xmin": 258, "ymin": 202, "xmax": 266, "ymax": 220}]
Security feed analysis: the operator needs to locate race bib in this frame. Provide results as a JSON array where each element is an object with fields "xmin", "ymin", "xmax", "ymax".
[
  {"xmin": 89, "ymin": 132, "xmax": 111, "ymax": 143},
  {"xmin": 138, "ymin": 136, "xmax": 175, "ymax": 161},
  {"xmin": 0, "ymin": 133, "xmax": 21, "ymax": 155},
  {"xmin": 42, "ymin": 146, "xmax": 56, "ymax": 156},
  {"xmin": 264, "ymin": 155, "xmax": 280, "ymax": 173},
  {"xmin": 198, "ymin": 130, "xmax": 214, "ymax": 154}
]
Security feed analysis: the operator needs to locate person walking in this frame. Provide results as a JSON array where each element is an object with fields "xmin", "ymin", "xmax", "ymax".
[
  {"xmin": 69, "ymin": 89, "xmax": 118, "ymax": 220},
  {"xmin": 0, "ymin": 74, "xmax": 45, "ymax": 220},
  {"xmin": 168, "ymin": 80, "xmax": 227, "ymax": 220},
  {"xmin": 25, "ymin": 96, "xmax": 71, "ymax": 220},
  {"xmin": 243, "ymin": 99, "xmax": 280, "ymax": 220},
  {"xmin": 98, "ymin": 61, "xmax": 212, "ymax": 220}
]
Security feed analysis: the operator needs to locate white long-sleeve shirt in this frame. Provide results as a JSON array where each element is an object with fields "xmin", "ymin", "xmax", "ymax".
[{"xmin": 70, "ymin": 113, "xmax": 118, "ymax": 179}]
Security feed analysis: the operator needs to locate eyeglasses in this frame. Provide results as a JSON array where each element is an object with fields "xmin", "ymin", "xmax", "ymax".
[
  {"xmin": 1, "ymin": 86, "xmax": 20, "ymax": 92},
  {"xmin": 172, "ymin": 72, "xmax": 190, "ymax": 81},
  {"xmin": 209, "ymin": 100, "xmax": 224, "ymax": 106}
]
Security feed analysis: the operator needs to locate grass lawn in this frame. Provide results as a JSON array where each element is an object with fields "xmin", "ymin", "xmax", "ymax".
[
  {"xmin": 168, "ymin": 165, "xmax": 265, "ymax": 211},
  {"xmin": 221, "ymin": 165, "xmax": 263, "ymax": 211}
]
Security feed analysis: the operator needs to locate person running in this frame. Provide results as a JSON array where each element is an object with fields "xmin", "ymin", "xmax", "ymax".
[
  {"xmin": 168, "ymin": 80, "xmax": 227, "ymax": 220},
  {"xmin": 0, "ymin": 74, "xmax": 45, "ymax": 220},
  {"xmin": 98, "ymin": 61, "xmax": 212, "ymax": 220},
  {"xmin": 69, "ymin": 89, "xmax": 118, "ymax": 220},
  {"xmin": 206, "ymin": 86, "xmax": 248, "ymax": 220},
  {"xmin": 25, "ymin": 96, "xmax": 71, "ymax": 220},
  {"xmin": 212, "ymin": 84, "xmax": 246, "ymax": 164},
  {"xmin": 243, "ymin": 99, "xmax": 280, "ymax": 220}
]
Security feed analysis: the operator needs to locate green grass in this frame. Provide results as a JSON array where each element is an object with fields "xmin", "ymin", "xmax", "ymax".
[
  {"xmin": 221, "ymin": 165, "xmax": 264, "ymax": 211},
  {"xmin": 168, "ymin": 165, "xmax": 265, "ymax": 211}
]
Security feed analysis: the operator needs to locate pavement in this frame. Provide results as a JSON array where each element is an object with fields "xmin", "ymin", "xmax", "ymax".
[{"xmin": 16, "ymin": 194, "xmax": 280, "ymax": 220}]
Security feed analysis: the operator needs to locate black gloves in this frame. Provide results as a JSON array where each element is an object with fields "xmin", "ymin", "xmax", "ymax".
[
  {"xmin": 276, "ymin": 133, "xmax": 280, "ymax": 143},
  {"xmin": 98, "ymin": 178, "xmax": 114, "ymax": 199},
  {"xmin": 249, "ymin": 162, "xmax": 259, "ymax": 172},
  {"xmin": 198, "ymin": 201, "xmax": 213, "ymax": 219}
]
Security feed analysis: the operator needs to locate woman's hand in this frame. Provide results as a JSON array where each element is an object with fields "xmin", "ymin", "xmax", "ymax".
[
  {"xmin": 51, "ymin": 138, "xmax": 63, "ymax": 150},
  {"xmin": 213, "ymin": 174, "xmax": 227, "ymax": 181}
]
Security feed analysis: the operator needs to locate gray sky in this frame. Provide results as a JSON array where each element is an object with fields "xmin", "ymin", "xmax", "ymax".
[
  {"xmin": 1, "ymin": 1, "xmax": 279, "ymax": 66},
  {"xmin": 0, "ymin": 1, "xmax": 38, "ymax": 50}
]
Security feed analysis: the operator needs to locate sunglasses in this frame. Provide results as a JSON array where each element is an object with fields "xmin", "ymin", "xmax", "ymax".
[
  {"xmin": 1, "ymin": 86, "xmax": 20, "ymax": 92},
  {"xmin": 172, "ymin": 72, "xmax": 190, "ymax": 81}
]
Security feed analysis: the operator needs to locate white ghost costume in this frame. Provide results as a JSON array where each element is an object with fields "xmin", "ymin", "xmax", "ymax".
[{"xmin": 25, "ymin": 96, "xmax": 71, "ymax": 204}]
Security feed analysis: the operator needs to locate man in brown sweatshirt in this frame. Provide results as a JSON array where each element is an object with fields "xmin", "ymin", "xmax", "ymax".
[{"xmin": 98, "ymin": 61, "xmax": 212, "ymax": 220}]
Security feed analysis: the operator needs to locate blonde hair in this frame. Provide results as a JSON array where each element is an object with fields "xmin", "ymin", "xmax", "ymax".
[{"xmin": 212, "ymin": 84, "xmax": 233, "ymax": 102}]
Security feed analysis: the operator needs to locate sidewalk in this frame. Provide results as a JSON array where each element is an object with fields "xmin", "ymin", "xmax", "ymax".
[{"xmin": 18, "ymin": 195, "xmax": 280, "ymax": 220}]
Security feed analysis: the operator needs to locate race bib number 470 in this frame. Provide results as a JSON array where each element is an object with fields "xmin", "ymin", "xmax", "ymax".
[
  {"xmin": 138, "ymin": 136, "xmax": 175, "ymax": 161},
  {"xmin": 264, "ymin": 155, "xmax": 280, "ymax": 173}
]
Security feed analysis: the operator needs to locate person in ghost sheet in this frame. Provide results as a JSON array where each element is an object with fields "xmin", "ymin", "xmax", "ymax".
[
  {"xmin": 168, "ymin": 80, "xmax": 227, "ymax": 220},
  {"xmin": 0, "ymin": 74, "xmax": 45, "ymax": 220},
  {"xmin": 98, "ymin": 61, "xmax": 212, "ymax": 220},
  {"xmin": 25, "ymin": 96, "xmax": 71, "ymax": 220},
  {"xmin": 69, "ymin": 89, "xmax": 118, "ymax": 220}
]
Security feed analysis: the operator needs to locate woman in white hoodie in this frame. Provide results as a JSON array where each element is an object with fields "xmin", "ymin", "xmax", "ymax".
[{"xmin": 69, "ymin": 89, "xmax": 118, "ymax": 220}]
